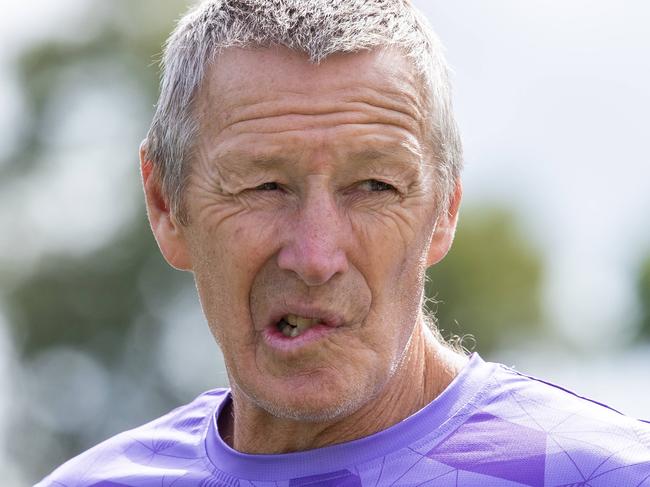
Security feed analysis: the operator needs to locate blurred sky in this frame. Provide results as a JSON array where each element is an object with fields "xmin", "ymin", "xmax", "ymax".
[{"xmin": 1, "ymin": 1, "xmax": 649, "ymax": 479}]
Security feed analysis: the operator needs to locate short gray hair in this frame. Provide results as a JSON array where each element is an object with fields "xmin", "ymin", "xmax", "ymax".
[{"xmin": 145, "ymin": 0, "xmax": 463, "ymax": 224}]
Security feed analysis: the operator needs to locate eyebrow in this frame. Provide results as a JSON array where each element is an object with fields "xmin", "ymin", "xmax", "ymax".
[
  {"xmin": 347, "ymin": 145, "xmax": 426, "ymax": 178},
  {"xmin": 348, "ymin": 147, "xmax": 419, "ymax": 164},
  {"xmin": 245, "ymin": 154, "xmax": 288, "ymax": 167},
  {"xmin": 213, "ymin": 152, "xmax": 288, "ymax": 177},
  {"xmin": 218, "ymin": 144, "xmax": 423, "ymax": 173}
]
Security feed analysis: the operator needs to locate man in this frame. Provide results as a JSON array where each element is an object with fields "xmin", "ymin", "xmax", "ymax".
[{"xmin": 38, "ymin": 0, "xmax": 650, "ymax": 485}]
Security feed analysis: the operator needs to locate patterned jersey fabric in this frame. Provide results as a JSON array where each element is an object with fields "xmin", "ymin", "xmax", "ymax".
[{"xmin": 37, "ymin": 354, "xmax": 650, "ymax": 486}]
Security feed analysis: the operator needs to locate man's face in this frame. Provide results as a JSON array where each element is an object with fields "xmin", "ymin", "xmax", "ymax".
[{"xmin": 166, "ymin": 47, "xmax": 449, "ymax": 420}]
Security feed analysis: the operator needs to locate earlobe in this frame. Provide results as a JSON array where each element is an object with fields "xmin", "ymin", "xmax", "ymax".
[
  {"xmin": 140, "ymin": 140, "xmax": 192, "ymax": 271},
  {"xmin": 426, "ymin": 180, "xmax": 462, "ymax": 267}
]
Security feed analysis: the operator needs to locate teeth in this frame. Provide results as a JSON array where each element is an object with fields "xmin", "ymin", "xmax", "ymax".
[
  {"xmin": 279, "ymin": 314, "xmax": 322, "ymax": 338},
  {"xmin": 285, "ymin": 314, "xmax": 320, "ymax": 330}
]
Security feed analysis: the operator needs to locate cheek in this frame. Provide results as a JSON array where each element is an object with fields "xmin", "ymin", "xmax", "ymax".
[
  {"xmin": 350, "ymin": 205, "xmax": 431, "ymax": 285},
  {"xmin": 188, "ymin": 213, "xmax": 283, "ymax": 342},
  {"xmin": 348, "ymin": 209, "xmax": 431, "ymax": 350},
  {"xmin": 192, "ymin": 210, "xmax": 282, "ymax": 275}
]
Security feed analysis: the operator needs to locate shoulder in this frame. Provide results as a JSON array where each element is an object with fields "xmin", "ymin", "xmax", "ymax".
[
  {"xmin": 472, "ymin": 362, "xmax": 650, "ymax": 484},
  {"xmin": 35, "ymin": 388, "xmax": 229, "ymax": 487}
]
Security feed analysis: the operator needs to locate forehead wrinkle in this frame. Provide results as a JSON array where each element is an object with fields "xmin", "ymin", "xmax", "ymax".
[
  {"xmin": 340, "ymin": 74, "xmax": 425, "ymax": 122},
  {"xmin": 198, "ymin": 67, "xmax": 425, "ymax": 143},
  {"xmin": 196, "ymin": 45, "xmax": 429, "ymax": 136},
  {"xmin": 208, "ymin": 97, "xmax": 423, "ymax": 141}
]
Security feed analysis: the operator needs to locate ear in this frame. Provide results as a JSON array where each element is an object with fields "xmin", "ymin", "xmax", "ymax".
[
  {"xmin": 140, "ymin": 139, "xmax": 191, "ymax": 271},
  {"xmin": 426, "ymin": 180, "xmax": 462, "ymax": 267}
]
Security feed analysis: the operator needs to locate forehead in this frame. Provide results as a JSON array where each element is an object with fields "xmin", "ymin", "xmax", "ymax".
[{"xmin": 195, "ymin": 46, "xmax": 427, "ymax": 140}]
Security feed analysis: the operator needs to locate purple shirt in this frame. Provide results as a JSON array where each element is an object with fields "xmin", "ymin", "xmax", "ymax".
[{"xmin": 37, "ymin": 354, "xmax": 650, "ymax": 486}]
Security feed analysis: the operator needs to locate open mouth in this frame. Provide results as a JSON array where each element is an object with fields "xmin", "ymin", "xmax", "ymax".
[{"xmin": 276, "ymin": 314, "xmax": 323, "ymax": 338}]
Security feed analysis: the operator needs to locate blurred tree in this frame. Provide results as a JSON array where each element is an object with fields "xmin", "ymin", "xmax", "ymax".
[
  {"xmin": 0, "ymin": 0, "xmax": 186, "ymax": 184},
  {"xmin": 2, "ymin": 0, "xmax": 192, "ymax": 358},
  {"xmin": 426, "ymin": 206, "xmax": 544, "ymax": 353},
  {"xmin": 8, "ymin": 216, "xmax": 178, "ymax": 361},
  {"xmin": 636, "ymin": 254, "xmax": 650, "ymax": 340},
  {"xmin": 0, "ymin": 0, "xmax": 191, "ymax": 481}
]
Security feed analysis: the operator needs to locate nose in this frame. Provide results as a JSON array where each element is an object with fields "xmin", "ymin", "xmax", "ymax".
[{"xmin": 277, "ymin": 186, "xmax": 349, "ymax": 287}]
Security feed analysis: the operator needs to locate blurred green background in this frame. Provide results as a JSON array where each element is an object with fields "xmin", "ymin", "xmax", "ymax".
[{"xmin": 0, "ymin": 0, "xmax": 649, "ymax": 484}]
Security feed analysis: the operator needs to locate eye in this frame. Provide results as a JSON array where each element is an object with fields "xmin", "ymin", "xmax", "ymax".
[
  {"xmin": 254, "ymin": 182, "xmax": 281, "ymax": 191},
  {"xmin": 359, "ymin": 179, "xmax": 396, "ymax": 192}
]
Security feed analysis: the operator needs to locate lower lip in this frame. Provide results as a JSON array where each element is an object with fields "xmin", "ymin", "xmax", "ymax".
[{"xmin": 262, "ymin": 323, "xmax": 337, "ymax": 352}]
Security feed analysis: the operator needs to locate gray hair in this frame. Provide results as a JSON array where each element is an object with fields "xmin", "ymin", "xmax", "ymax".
[{"xmin": 145, "ymin": 0, "xmax": 463, "ymax": 224}]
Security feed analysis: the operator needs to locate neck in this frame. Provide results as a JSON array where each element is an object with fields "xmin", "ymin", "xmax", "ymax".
[{"xmin": 220, "ymin": 324, "xmax": 467, "ymax": 454}]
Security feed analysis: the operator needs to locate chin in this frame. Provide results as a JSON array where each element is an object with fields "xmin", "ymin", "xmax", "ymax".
[
  {"xmin": 255, "ymin": 389, "xmax": 366, "ymax": 424},
  {"xmin": 245, "ymin": 372, "xmax": 375, "ymax": 424},
  {"xmin": 260, "ymin": 398, "xmax": 356, "ymax": 423}
]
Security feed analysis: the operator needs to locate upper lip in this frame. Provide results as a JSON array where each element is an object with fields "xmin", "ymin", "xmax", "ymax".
[{"xmin": 266, "ymin": 304, "xmax": 345, "ymax": 330}]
